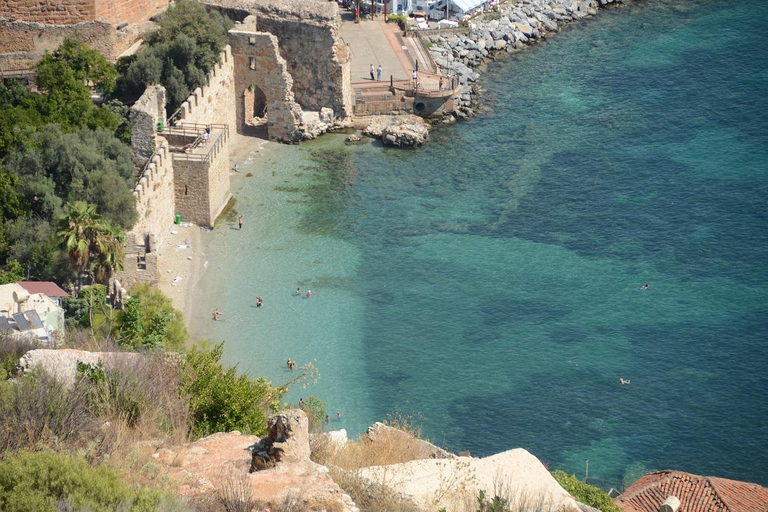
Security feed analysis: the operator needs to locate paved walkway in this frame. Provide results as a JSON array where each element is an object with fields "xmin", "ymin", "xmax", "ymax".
[{"xmin": 341, "ymin": 18, "xmax": 414, "ymax": 82}]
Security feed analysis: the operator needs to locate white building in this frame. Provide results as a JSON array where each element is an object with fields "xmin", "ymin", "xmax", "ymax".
[{"xmin": 0, "ymin": 282, "xmax": 67, "ymax": 343}]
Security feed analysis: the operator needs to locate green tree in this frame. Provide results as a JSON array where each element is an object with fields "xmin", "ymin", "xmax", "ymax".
[
  {"xmin": 47, "ymin": 36, "xmax": 119, "ymax": 94},
  {"xmin": 115, "ymin": 283, "xmax": 188, "ymax": 350},
  {"xmin": 181, "ymin": 342, "xmax": 279, "ymax": 437},
  {"xmin": 118, "ymin": 0, "xmax": 232, "ymax": 110},
  {"xmin": 5, "ymin": 125, "xmax": 136, "ymax": 228},
  {"xmin": 57, "ymin": 201, "xmax": 125, "ymax": 286}
]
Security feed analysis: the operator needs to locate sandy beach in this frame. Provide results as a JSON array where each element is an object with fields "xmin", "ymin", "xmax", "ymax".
[{"xmin": 156, "ymin": 132, "xmax": 274, "ymax": 342}]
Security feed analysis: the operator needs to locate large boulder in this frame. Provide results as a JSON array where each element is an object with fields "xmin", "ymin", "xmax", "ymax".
[
  {"xmin": 17, "ymin": 349, "xmax": 144, "ymax": 388},
  {"xmin": 358, "ymin": 448, "xmax": 581, "ymax": 511},
  {"xmin": 363, "ymin": 115, "xmax": 429, "ymax": 148},
  {"xmin": 365, "ymin": 422, "xmax": 456, "ymax": 461},
  {"xmin": 251, "ymin": 409, "xmax": 311, "ymax": 471}
]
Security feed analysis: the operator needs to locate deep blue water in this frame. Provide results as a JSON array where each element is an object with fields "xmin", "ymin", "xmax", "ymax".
[{"xmin": 200, "ymin": 0, "xmax": 768, "ymax": 488}]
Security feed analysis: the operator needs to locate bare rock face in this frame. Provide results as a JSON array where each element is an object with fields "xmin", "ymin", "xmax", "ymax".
[
  {"xmin": 154, "ymin": 428, "xmax": 358, "ymax": 511},
  {"xmin": 251, "ymin": 409, "xmax": 311, "ymax": 471},
  {"xmin": 358, "ymin": 448, "xmax": 581, "ymax": 511},
  {"xmin": 363, "ymin": 115, "xmax": 430, "ymax": 147},
  {"xmin": 365, "ymin": 422, "xmax": 456, "ymax": 460}
]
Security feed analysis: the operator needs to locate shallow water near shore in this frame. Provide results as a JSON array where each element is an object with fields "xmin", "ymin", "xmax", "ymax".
[{"xmin": 196, "ymin": 0, "xmax": 768, "ymax": 487}]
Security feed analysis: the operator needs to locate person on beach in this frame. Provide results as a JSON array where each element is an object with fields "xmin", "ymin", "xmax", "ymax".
[
  {"xmin": 238, "ymin": 215, "xmax": 243, "ymax": 230},
  {"xmin": 306, "ymin": 290, "xmax": 312, "ymax": 298},
  {"xmin": 376, "ymin": 65, "xmax": 383, "ymax": 81},
  {"xmin": 370, "ymin": 64, "xmax": 375, "ymax": 81},
  {"xmin": 213, "ymin": 309, "xmax": 221, "ymax": 321},
  {"xmin": 439, "ymin": 77, "xmax": 443, "ymax": 90},
  {"xmin": 412, "ymin": 70, "xmax": 418, "ymax": 84}
]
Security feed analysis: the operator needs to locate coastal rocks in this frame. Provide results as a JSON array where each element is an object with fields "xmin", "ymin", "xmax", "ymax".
[
  {"xmin": 251, "ymin": 409, "xmax": 311, "ymax": 471},
  {"xmin": 17, "ymin": 349, "xmax": 144, "ymax": 388},
  {"xmin": 299, "ymin": 107, "xmax": 352, "ymax": 140},
  {"xmin": 363, "ymin": 115, "xmax": 430, "ymax": 147},
  {"xmin": 358, "ymin": 448, "xmax": 582, "ymax": 511},
  {"xmin": 427, "ymin": 0, "xmax": 609, "ymax": 119}
]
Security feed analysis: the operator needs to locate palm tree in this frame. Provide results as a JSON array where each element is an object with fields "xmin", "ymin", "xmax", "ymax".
[
  {"xmin": 58, "ymin": 201, "xmax": 125, "ymax": 288},
  {"xmin": 57, "ymin": 201, "xmax": 100, "ymax": 288},
  {"xmin": 91, "ymin": 222, "xmax": 124, "ymax": 284}
]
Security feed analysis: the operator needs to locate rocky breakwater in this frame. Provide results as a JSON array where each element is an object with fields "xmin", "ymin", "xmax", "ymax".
[
  {"xmin": 427, "ymin": 0, "xmax": 623, "ymax": 118},
  {"xmin": 363, "ymin": 115, "xmax": 430, "ymax": 147}
]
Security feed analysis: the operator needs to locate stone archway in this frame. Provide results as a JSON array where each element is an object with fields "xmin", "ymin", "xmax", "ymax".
[
  {"xmin": 243, "ymin": 84, "xmax": 268, "ymax": 126},
  {"xmin": 229, "ymin": 18, "xmax": 302, "ymax": 142}
]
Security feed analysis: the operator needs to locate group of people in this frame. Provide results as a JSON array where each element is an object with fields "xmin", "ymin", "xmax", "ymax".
[
  {"xmin": 286, "ymin": 358, "xmax": 297, "ymax": 369},
  {"xmin": 296, "ymin": 287, "xmax": 312, "ymax": 298},
  {"xmin": 370, "ymin": 64, "xmax": 383, "ymax": 81},
  {"xmin": 256, "ymin": 296, "xmax": 264, "ymax": 307}
]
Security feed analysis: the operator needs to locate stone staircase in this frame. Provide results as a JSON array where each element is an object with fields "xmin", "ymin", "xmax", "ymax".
[{"xmin": 353, "ymin": 84, "xmax": 414, "ymax": 116}]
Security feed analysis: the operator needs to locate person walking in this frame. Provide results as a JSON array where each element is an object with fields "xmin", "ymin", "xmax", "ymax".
[
  {"xmin": 376, "ymin": 65, "xmax": 383, "ymax": 81},
  {"xmin": 238, "ymin": 215, "xmax": 243, "ymax": 229},
  {"xmin": 370, "ymin": 64, "xmax": 375, "ymax": 81}
]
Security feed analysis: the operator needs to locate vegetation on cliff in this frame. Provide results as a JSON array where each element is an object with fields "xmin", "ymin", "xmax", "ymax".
[{"xmin": 118, "ymin": 0, "xmax": 233, "ymax": 112}]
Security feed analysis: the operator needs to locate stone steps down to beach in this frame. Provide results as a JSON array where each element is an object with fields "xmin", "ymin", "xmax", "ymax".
[{"xmin": 428, "ymin": 0, "xmax": 622, "ymax": 118}]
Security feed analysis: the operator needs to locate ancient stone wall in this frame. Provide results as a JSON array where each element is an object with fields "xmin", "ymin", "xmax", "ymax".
[
  {"xmin": 172, "ymin": 128, "xmax": 231, "ymax": 228},
  {"xmin": 229, "ymin": 19, "xmax": 302, "ymax": 142},
  {"xmin": 130, "ymin": 84, "xmax": 167, "ymax": 171},
  {"xmin": 2, "ymin": 0, "xmax": 167, "ymax": 25},
  {"xmin": 132, "ymin": 139, "xmax": 175, "ymax": 249},
  {"xmin": 0, "ymin": 18, "xmax": 137, "ymax": 69},
  {"xmin": 117, "ymin": 231, "xmax": 161, "ymax": 291},
  {"xmin": 202, "ymin": 0, "xmax": 352, "ymax": 119},
  {"xmin": 94, "ymin": 0, "xmax": 168, "ymax": 26},
  {"xmin": 1, "ymin": 0, "xmax": 97, "ymax": 25},
  {"xmin": 176, "ymin": 46, "xmax": 236, "ymax": 136}
]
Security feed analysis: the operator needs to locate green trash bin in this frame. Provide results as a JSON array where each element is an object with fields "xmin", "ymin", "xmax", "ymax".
[
  {"xmin": 158, "ymin": 120, "xmax": 165, "ymax": 132},
  {"xmin": 175, "ymin": 214, "xmax": 182, "ymax": 225}
]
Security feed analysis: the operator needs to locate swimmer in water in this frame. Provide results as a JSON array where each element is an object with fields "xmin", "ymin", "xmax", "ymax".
[
  {"xmin": 256, "ymin": 296, "xmax": 264, "ymax": 307},
  {"xmin": 641, "ymin": 284, "xmax": 650, "ymax": 290},
  {"xmin": 306, "ymin": 290, "xmax": 312, "ymax": 298},
  {"xmin": 296, "ymin": 287, "xmax": 301, "ymax": 296},
  {"xmin": 213, "ymin": 309, "xmax": 221, "ymax": 321},
  {"xmin": 619, "ymin": 378, "xmax": 630, "ymax": 385}
]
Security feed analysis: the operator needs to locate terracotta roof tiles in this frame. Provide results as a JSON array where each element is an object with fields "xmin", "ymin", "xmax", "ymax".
[{"xmin": 615, "ymin": 470, "xmax": 768, "ymax": 512}]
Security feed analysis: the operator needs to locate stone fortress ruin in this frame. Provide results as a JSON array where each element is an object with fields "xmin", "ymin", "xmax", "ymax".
[{"xmin": 107, "ymin": 0, "xmax": 357, "ymax": 292}]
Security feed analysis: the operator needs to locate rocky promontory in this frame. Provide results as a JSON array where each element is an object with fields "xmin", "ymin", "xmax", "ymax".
[
  {"xmin": 427, "ymin": 0, "xmax": 625, "ymax": 118},
  {"xmin": 363, "ymin": 115, "xmax": 430, "ymax": 147}
]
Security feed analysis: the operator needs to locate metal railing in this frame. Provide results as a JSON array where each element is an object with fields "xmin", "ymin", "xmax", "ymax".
[{"xmin": 170, "ymin": 123, "xmax": 229, "ymax": 165}]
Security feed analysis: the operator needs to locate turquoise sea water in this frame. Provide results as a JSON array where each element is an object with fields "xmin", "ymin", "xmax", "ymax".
[{"xmin": 194, "ymin": 0, "xmax": 768, "ymax": 487}]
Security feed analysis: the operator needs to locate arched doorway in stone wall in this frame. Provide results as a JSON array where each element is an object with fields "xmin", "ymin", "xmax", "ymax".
[{"xmin": 243, "ymin": 84, "xmax": 268, "ymax": 126}]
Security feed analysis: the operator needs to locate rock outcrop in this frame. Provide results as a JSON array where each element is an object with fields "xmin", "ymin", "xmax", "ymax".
[
  {"xmin": 363, "ymin": 115, "xmax": 430, "ymax": 147},
  {"xmin": 153, "ymin": 410, "xmax": 359, "ymax": 511},
  {"xmin": 365, "ymin": 422, "xmax": 456, "ymax": 460},
  {"xmin": 17, "ymin": 349, "xmax": 144, "ymax": 388},
  {"xmin": 358, "ymin": 448, "xmax": 581, "ymax": 511}
]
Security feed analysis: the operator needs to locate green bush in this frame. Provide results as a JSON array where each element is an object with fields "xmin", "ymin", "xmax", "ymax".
[
  {"xmin": 387, "ymin": 14, "xmax": 408, "ymax": 31},
  {"xmin": 551, "ymin": 470, "xmax": 622, "ymax": 512},
  {"xmin": 0, "ymin": 451, "xmax": 172, "ymax": 512},
  {"xmin": 116, "ymin": 283, "xmax": 188, "ymax": 350},
  {"xmin": 181, "ymin": 342, "xmax": 281, "ymax": 438}
]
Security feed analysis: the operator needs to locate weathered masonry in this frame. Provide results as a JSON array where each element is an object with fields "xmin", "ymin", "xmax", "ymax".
[{"xmin": 0, "ymin": 0, "xmax": 168, "ymax": 69}]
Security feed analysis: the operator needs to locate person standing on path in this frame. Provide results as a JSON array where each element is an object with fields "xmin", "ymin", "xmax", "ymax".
[
  {"xmin": 238, "ymin": 215, "xmax": 243, "ymax": 229},
  {"xmin": 370, "ymin": 64, "xmax": 375, "ymax": 81},
  {"xmin": 376, "ymin": 65, "xmax": 383, "ymax": 81}
]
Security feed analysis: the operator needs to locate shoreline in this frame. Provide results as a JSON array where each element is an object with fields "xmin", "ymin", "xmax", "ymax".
[
  {"xmin": 428, "ymin": 0, "xmax": 629, "ymax": 119},
  {"xmin": 157, "ymin": 132, "xmax": 275, "ymax": 342}
]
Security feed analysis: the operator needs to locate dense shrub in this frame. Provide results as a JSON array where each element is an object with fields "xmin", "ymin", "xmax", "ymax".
[
  {"xmin": 118, "ymin": 0, "xmax": 233, "ymax": 111},
  {"xmin": 387, "ymin": 14, "xmax": 408, "ymax": 31},
  {"xmin": 116, "ymin": 283, "xmax": 188, "ymax": 350},
  {"xmin": 551, "ymin": 470, "xmax": 622, "ymax": 512},
  {"xmin": 181, "ymin": 342, "xmax": 279, "ymax": 437},
  {"xmin": 0, "ymin": 335, "xmax": 40, "ymax": 380},
  {"xmin": 0, "ymin": 451, "xmax": 175, "ymax": 512}
]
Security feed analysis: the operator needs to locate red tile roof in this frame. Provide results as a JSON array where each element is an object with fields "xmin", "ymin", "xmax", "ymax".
[
  {"xmin": 615, "ymin": 470, "xmax": 768, "ymax": 512},
  {"xmin": 17, "ymin": 281, "xmax": 70, "ymax": 298}
]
